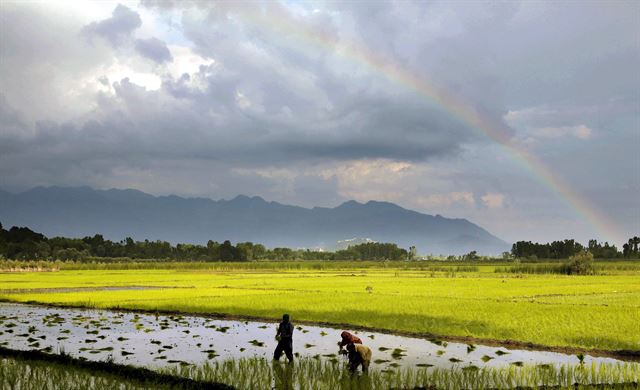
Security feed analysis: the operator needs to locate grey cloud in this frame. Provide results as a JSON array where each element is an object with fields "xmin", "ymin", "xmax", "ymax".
[
  {"xmin": 135, "ymin": 37, "xmax": 172, "ymax": 63},
  {"xmin": 82, "ymin": 4, "xmax": 141, "ymax": 46},
  {"xmin": 1, "ymin": 1, "xmax": 639, "ymax": 244},
  {"xmin": 291, "ymin": 174, "xmax": 344, "ymax": 208}
]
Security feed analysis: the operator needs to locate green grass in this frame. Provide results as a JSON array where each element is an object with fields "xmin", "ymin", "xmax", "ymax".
[
  {"xmin": 2, "ymin": 351, "xmax": 638, "ymax": 389},
  {"xmin": 1, "ymin": 264, "xmax": 639, "ymax": 352},
  {"xmin": 0, "ymin": 358, "xmax": 160, "ymax": 390},
  {"xmin": 0, "ymin": 346, "xmax": 231, "ymax": 389},
  {"xmin": 167, "ymin": 357, "xmax": 640, "ymax": 389}
]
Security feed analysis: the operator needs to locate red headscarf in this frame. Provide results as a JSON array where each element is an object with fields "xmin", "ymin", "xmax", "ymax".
[{"xmin": 340, "ymin": 331, "xmax": 362, "ymax": 345}]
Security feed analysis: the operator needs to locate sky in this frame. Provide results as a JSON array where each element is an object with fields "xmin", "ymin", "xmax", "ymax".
[{"xmin": 0, "ymin": 0, "xmax": 638, "ymax": 246}]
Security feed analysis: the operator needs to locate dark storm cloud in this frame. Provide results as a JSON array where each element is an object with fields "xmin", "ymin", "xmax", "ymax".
[
  {"xmin": 82, "ymin": 4, "xmax": 141, "ymax": 46},
  {"xmin": 134, "ymin": 37, "xmax": 173, "ymax": 63},
  {"xmin": 1, "ymin": 1, "xmax": 639, "ymax": 243}
]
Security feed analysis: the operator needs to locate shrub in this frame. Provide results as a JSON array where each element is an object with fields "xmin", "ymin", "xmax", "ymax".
[{"xmin": 565, "ymin": 251, "xmax": 595, "ymax": 275}]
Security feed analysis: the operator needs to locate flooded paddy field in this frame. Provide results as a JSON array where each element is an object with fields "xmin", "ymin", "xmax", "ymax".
[{"xmin": 0, "ymin": 303, "xmax": 627, "ymax": 371}]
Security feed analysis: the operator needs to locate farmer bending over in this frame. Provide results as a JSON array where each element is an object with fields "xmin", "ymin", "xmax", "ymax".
[
  {"xmin": 273, "ymin": 313, "xmax": 294, "ymax": 362},
  {"xmin": 347, "ymin": 343, "xmax": 372, "ymax": 373},
  {"xmin": 338, "ymin": 331, "xmax": 362, "ymax": 351}
]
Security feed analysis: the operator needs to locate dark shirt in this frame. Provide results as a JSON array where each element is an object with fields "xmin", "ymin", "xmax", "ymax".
[{"xmin": 277, "ymin": 321, "xmax": 294, "ymax": 341}]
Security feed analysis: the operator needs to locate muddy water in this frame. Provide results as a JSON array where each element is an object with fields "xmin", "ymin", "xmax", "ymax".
[{"xmin": 0, "ymin": 303, "xmax": 624, "ymax": 371}]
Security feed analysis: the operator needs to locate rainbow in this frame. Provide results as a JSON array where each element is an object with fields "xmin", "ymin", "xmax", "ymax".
[{"xmin": 226, "ymin": 4, "xmax": 623, "ymax": 243}]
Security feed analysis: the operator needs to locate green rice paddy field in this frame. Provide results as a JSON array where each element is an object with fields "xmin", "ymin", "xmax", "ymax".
[{"xmin": 1, "ymin": 262, "xmax": 639, "ymax": 353}]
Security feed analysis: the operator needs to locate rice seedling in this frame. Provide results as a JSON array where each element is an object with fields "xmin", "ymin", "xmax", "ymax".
[
  {"xmin": 165, "ymin": 356, "xmax": 640, "ymax": 390},
  {"xmin": 391, "ymin": 348, "xmax": 406, "ymax": 359}
]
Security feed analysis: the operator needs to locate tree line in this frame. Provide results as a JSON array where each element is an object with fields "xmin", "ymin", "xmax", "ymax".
[
  {"xmin": 511, "ymin": 237, "xmax": 640, "ymax": 259},
  {"xmin": 0, "ymin": 222, "xmax": 408, "ymax": 262},
  {"xmin": 2, "ymin": 221, "xmax": 637, "ymax": 262}
]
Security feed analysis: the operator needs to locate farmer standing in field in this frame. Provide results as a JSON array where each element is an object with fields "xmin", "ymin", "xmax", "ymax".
[{"xmin": 273, "ymin": 313, "xmax": 294, "ymax": 363}]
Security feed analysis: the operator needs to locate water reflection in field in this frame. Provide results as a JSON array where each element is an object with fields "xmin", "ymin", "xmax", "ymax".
[{"xmin": 0, "ymin": 303, "xmax": 623, "ymax": 372}]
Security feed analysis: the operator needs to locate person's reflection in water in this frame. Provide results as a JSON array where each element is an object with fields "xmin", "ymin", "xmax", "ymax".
[{"xmin": 272, "ymin": 360, "xmax": 294, "ymax": 390}]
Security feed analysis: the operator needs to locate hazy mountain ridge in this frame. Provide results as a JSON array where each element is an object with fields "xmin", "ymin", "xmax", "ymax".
[{"xmin": 0, "ymin": 186, "xmax": 509, "ymax": 255}]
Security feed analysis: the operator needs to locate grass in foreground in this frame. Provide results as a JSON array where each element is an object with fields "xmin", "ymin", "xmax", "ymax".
[
  {"xmin": 168, "ymin": 357, "xmax": 640, "ymax": 389},
  {"xmin": 1, "ymin": 265, "xmax": 639, "ymax": 352},
  {"xmin": 0, "ymin": 347, "xmax": 230, "ymax": 390},
  {"xmin": 1, "ymin": 349, "xmax": 638, "ymax": 390}
]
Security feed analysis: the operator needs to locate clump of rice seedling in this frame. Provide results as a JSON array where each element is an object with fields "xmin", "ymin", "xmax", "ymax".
[{"xmin": 391, "ymin": 348, "xmax": 406, "ymax": 359}]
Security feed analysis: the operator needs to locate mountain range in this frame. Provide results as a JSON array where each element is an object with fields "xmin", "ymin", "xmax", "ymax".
[{"xmin": 0, "ymin": 186, "xmax": 509, "ymax": 255}]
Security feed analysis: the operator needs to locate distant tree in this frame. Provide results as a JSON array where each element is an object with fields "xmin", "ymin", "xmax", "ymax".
[
  {"xmin": 236, "ymin": 242, "xmax": 256, "ymax": 261},
  {"xmin": 408, "ymin": 246, "xmax": 417, "ymax": 260},
  {"xmin": 463, "ymin": 251, "xmax": 479, "ymax": 261},
  {"xmin": 271, "ymin": 247, "xmax": 295, "ymax": 260},
  {"xmin": 565, "ymin": 251, "xmax": 595, "ymax": 275},
  {"xmin": 252, "ymin": 244, "xmax": 267, "ymax": 259},
  {"xmin": 205, "ymin": 240, "xmax": 220, "ymax": 260},
  {"xmin": 219, "ymin": 240, "xmax": 240, "ymax": 261},
  {"xmin": 623, "ymin": 236, "xmax": 640, "ymax": 258}
]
